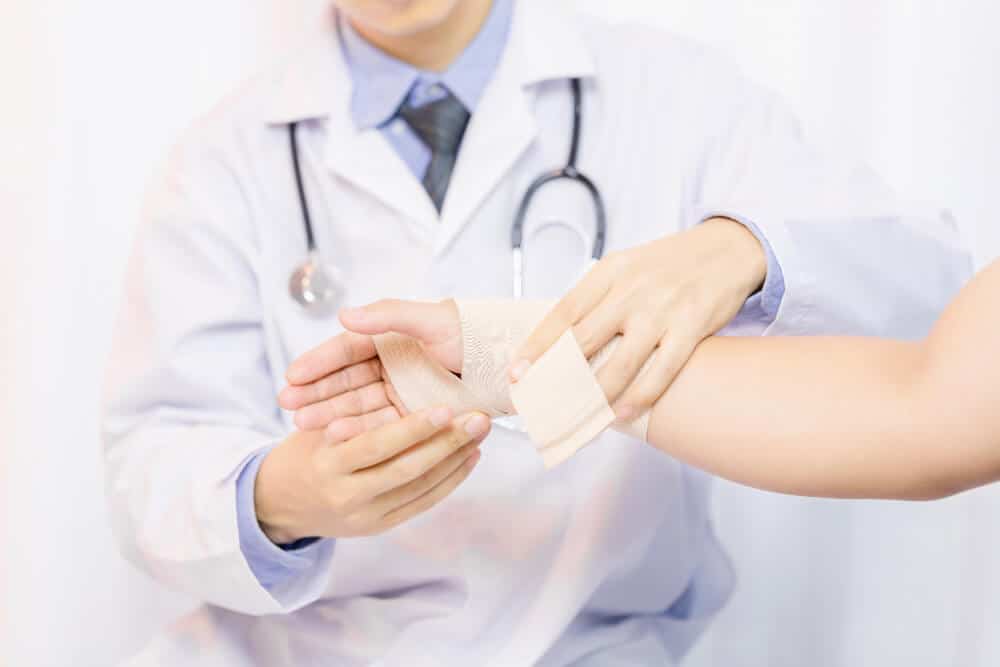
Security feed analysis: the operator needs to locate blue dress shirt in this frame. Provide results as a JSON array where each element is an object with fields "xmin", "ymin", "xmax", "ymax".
[{"xmin": 237, "ymin": 0, "xmax": 784, "ymax": 592}]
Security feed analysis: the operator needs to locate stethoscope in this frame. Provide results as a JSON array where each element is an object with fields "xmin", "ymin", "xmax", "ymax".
[{"xmin": 287, "ymin": 77, "xmax": 607, "ymax": 313}]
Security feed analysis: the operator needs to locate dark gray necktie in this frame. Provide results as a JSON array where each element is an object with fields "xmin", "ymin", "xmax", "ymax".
[{"xmin": 398, "ymin": 89, "xmax": 471, "ymax": 213}]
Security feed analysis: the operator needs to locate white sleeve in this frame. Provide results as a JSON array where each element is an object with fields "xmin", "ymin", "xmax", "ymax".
[
  {"xmin": 696, "ymin": 72, "xmax": 973, "ymax": 339},
  {"xmin": 102, "ymin": 128, "xmax": 333, "ymax": 616}
]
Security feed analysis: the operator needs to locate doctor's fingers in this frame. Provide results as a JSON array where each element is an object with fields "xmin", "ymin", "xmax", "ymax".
[
  {"xmin": 324, "ymin": 406, "xmax": 453, "ymax": 473},
  {"xmin": 348, "ymin": 413, "xmax": 491, "ymax": 497},
  {"xmin": 286, "ymin": 331, "xmax": 377, "ymax": 386},
  {"xmin": 377, "ymin": 448, "xmax": 481, "ymax": 532},
  {"xmin": 570, "ymin": 295, "xmax": 627, "ymax": 358},
  {"xmin": 294, "ymin": 381, "xmax": 393, "ymax": 431},
  {"xmin": 612, "ymin": 330, "xmax": 700, "ymax": 419},
  {"xmin": 365, "ymin": 440, "xmax": 482, "ymax": 523},
  {"xmin": 511, "ymin": 258, "xmax": 617, "ymax": 376},
  {"xmin": 325, "ymin": 406, "xmax": 402, "ymax": 443},
  {"xmin": 280, "ymin": 358, "xmax": 383, "ymax": 411},
  {"xmin": 594, "ymin": 318, "xmax": 663, "ymax": 409}
]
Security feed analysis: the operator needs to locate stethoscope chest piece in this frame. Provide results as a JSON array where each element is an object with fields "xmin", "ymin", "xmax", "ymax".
[{"xmin": 289, "ymin": 252, "xmax": 341, "ymax": 317}]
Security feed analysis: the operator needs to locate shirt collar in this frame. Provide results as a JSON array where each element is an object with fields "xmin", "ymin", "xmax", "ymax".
[
  {"xmin": 338, "ymin": 0, "xmax": 513, "ymax": 130},
  {"xmin": 263, "ymin": 1, "xmax": 596, "ymax": 127}
]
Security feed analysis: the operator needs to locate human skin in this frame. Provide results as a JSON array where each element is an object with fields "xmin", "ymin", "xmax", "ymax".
[
  {"xmin": 254, "ymin": 0, "xmax": 499, "ymax": 545},
  {"xmin": 259, "ymin": 2, "xmax": 767, "ymax": 542},
  {"xmin": 331, "ymin": 0, "xmax": 494, "ymax": 71},
  {"xmin": 282, "ymin": 259, "xmax": 1000, "ymax": 502}
]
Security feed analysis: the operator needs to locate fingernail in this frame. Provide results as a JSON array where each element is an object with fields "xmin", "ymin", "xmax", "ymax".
[
  {"xmin": 464, "ymin": 414, "xmax": 490, "ymax": 437},
  {"xmin": 429, "ymin": 407, "xmax": 452, "ymax": 428},
  {"xmin": 615, "ymin": 404, "xmax": 636, "ymax": 421},
  {"xmin": 510, "ymin": 360, "xmax": 531, "ymax": 382}
]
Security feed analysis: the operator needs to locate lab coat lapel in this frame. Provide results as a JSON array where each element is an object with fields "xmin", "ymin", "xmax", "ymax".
[
  {"xmin": 265, "ymin": 23, "xmax": 439, "ymax": 230},
  {"xmin": 324, "ymin": 108, "xmax": 439, "ymax": 230},
  {"xmin": 264, "ymin": 2, "xmax": 597, "ymax": 249},
  {"xmin": 435, "ymin": 67, "xmax": 537, "ymax": 253},
  {"xmin": 433, "ymin": 1, "xmax": 597, "ymax": 256}
]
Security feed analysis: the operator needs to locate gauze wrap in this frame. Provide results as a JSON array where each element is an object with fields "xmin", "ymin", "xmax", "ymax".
[{"xmin": 374, "ymin": 301, "xmax": 650, "ymax": 468}]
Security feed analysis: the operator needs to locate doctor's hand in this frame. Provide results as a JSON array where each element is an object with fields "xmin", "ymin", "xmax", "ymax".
[
  {"xmin": 511, "ymin": 217, "xmax": 767, "ymax": 419},
  {"xmin": 255, "ymin": 407, "xmax": 488, "ymax": 543},
  {"xmin": 279, "ymin": 300, "xmax": 462, "ymax": 432}
]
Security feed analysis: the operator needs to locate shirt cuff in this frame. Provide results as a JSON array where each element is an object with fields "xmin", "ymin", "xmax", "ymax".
[
  {"xmin": 705, "ymin": 213, "xmax": 786, "ymax": 325},
  {"xmin": 236, "ymin": 447, "xmax": 333, "ymax": 592}
]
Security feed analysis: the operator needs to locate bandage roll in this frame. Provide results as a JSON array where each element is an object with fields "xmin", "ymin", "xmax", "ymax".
[{"xmin": 375, "ymin": 300, "xmax": 650, "ymax": 467}]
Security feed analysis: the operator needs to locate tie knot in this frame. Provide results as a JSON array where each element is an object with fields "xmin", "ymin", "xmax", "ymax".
[{"xmin": 398, "ymin": 90, "xmax": 471, "ymax": 156}]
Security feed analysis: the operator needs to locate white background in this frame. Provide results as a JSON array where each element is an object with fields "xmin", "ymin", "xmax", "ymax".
[{"xmin": 2, "ymin": 1, "xmax": 999, "ymax": 665}]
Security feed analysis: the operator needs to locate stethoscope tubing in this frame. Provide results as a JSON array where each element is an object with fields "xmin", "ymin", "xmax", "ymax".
[
  {"xmin": 289, "ymin": 77, "xmax": 607, "ymax": 307},
  {"xmin": 510, "ymin": 78, "xmax": 607, "ymax": 298},
  {"xmin": 289, "ymin": 123, "xmax": 317, "ymax": 253}
]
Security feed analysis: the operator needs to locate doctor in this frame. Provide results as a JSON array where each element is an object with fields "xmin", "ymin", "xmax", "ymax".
[{"xmin": 103, "ymin": 0, "xmax": 970, "ymax": 665}]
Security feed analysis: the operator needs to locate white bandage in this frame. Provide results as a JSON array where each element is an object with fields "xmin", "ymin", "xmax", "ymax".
[{"xmin": 374, "ymin": 301, "xmax": 650, "ymax": 468}]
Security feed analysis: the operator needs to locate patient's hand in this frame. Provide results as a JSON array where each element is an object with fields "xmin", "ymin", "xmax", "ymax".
[{"xmin": 280, "ymin": 299, "xmax": 463, "ymax": 435}]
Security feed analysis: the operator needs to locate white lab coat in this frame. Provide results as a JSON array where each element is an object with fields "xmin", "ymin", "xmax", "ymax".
[{"xmin": 103, "ymin": 2, "xmax": 971, "ymax": 665}]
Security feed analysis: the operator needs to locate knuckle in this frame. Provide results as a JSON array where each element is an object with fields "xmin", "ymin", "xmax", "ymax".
[
  {"xmin": 448, "ymin": 427, "xmax": 471, "ymax": 450},
  {"xmin": 345, "ymin": 389, "xmax": 364, "ymax": 415},
  {"xmin": 624, "ymin": 311, "xmax": 655, "ymax": 334},
  {"xmin": 356, "ymin": 385, "xmax": 375, "ymax": 413},
  {"xmin": 343, "ymin": 363, "xmax": 362, "ymax": 390},
  {"xmin": 313, "ymin": 376, "xmax": 335, "ymax": 402},
  {"xmin": 659, "ymin": 350, "xmax": 688, "ymax": 377},
  {"xmin": 620, "ymin": 353, "xmax": 643, "ymax": 376},
  {"xmin": 631, "ymin": 381, "xmax": 661, "ymax": 406}
]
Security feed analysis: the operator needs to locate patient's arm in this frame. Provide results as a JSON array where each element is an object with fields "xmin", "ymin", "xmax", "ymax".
[
  {"xmin": 648, "ymin": 259, "xmax": 1000, "ymax": 500},
  {"xmin": 282, "ymin": 261, "xmax": 1000, "ymax": 501}
]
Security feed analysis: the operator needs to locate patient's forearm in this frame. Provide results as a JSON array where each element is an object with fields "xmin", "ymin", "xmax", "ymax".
[
  {"xmin": 643, "ymin": 261, "xmax": 1000, "ymax": 500},
  {"xmin": 378, "ymin": 261, "xmax": 1000, "ymax": 495},
  {"xmin": 642, "ymin": 336, "xmax": 941, "ymax": 499}
]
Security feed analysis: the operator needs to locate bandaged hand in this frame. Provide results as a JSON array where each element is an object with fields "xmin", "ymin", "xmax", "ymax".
[
  {"xmin": 281, "ymin": 300, "xmax": 462, "ymax": 439},
  {"xmin": 282, "ymin": 299, "xmax": 651, "ymax": 468}
]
